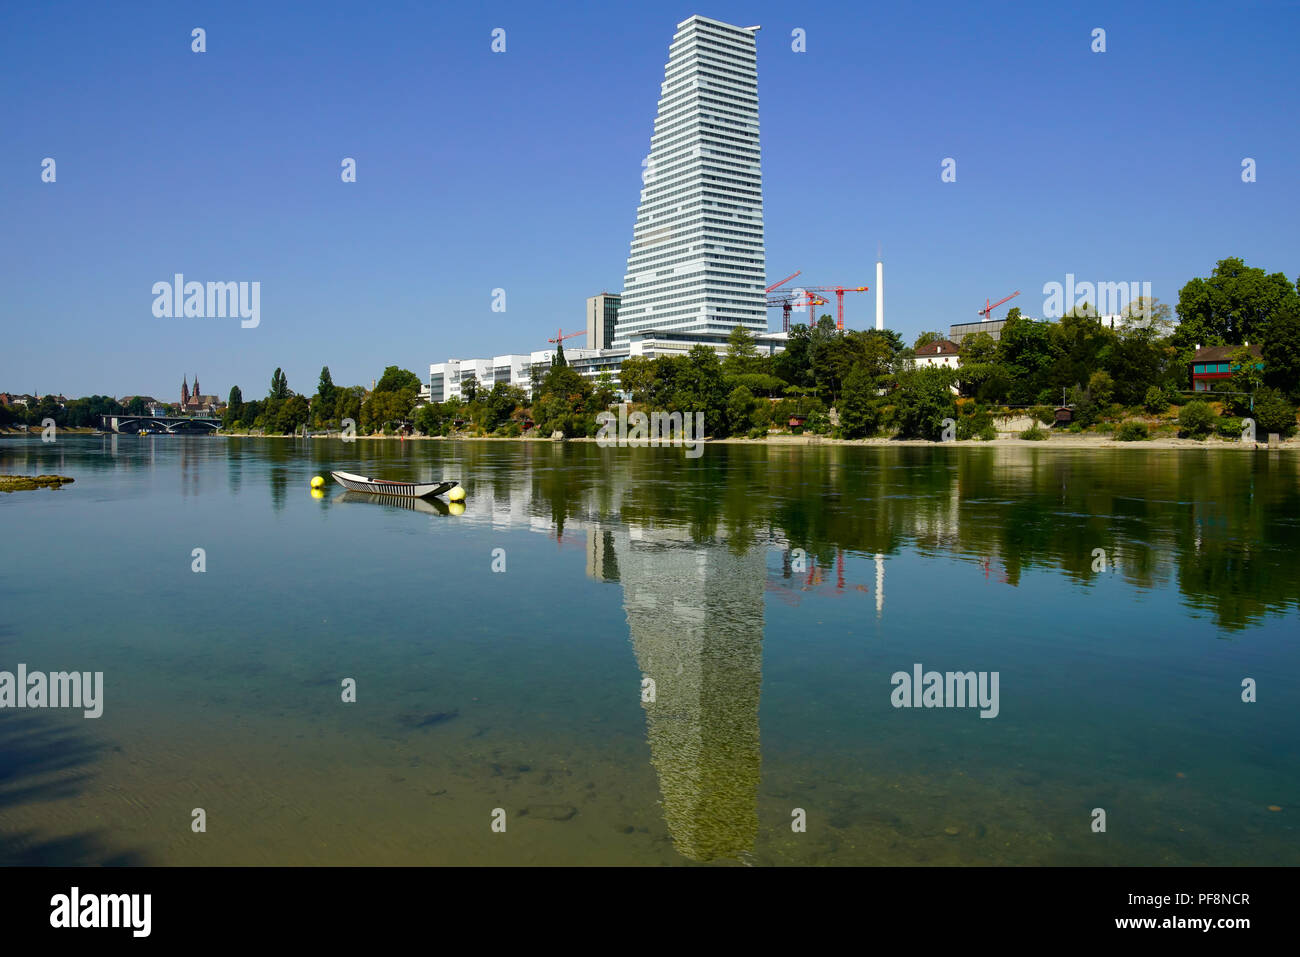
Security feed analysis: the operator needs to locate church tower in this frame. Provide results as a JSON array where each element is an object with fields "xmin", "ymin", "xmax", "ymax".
[
  {"xmin": 192, "ymin": 375, "xmax": 200, "ymax": 405},
  {"xmin": 182, "ymin": 376, "xmax": 190, "ymax": 406}
]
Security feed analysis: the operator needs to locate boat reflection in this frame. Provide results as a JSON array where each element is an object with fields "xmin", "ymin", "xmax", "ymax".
[{"xmin": 333, "ymin": 490, "xmax": 451, "ymax": 516}]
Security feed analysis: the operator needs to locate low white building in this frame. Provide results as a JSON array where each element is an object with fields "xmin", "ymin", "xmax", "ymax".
[
  {"xmin": 429, "ymin": 361, "xmax": 458, "ymax": 403},
  {"xmin": 429, "ymin": 358, "xmax": 491, "ymax": 402},
  {"xmin": 429, "ymin": 329, "xmax": 789, "ymax": 403},
  {"xmin": 492, "ymin": 354, "xmax": 532, "ymax": 390},
  {"xmin": 913, "ymin": 339, "xmax": 962, "ymax": 370},
  {"xmin": 912, "ymin": 339, "xmax": 962, "ymax": 394}
]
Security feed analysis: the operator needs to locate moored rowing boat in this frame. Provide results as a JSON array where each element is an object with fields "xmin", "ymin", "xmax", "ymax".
[{"xmin": 329, "ymin": 470, "xmax": 458, "ymax": 499}]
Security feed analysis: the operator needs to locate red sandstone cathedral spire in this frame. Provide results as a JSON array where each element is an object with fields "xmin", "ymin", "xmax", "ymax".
[{"xmin": 182, "ymin": 376, "xmax": 190, "ymax": 406}]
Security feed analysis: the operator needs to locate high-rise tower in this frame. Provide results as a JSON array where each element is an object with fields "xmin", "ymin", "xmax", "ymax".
[{"xmin": 615, "ymin": 16, "xmax": 766, "ymax": 345}]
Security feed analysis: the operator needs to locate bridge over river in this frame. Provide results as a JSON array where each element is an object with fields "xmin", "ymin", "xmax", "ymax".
[{"xmin": 100, "ymin": 414, "xmax": 221, "ymax": 434}]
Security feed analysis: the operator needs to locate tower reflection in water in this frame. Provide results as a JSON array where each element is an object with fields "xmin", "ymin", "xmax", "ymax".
[{"xmin": 589, "ymin": 524, "xmax": 765, "ymax": 863}]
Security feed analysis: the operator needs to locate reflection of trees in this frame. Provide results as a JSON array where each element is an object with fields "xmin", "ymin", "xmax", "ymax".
[
  {"xmin": 302, "ymin": 440, "xmax": 1295, "ymax": 633},
  {"xmin": 546, "ymin": 444, "xmax": 1298, "ymax": 633},
  {"xmin": 227, "ymin": 443, "xmax": 242, "ymax": 497}
]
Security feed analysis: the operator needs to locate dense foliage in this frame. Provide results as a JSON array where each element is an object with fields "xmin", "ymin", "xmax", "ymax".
[{"xmin": 7, "ymin": 258, "xmax": 1297, "ymax": 442}]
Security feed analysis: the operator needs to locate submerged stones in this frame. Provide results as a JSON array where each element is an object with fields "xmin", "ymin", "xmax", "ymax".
[
  {"xmin": 518, "ymin": 805, "xmax": 578, "ymax": 821},
  {"xmin": 0, "ymin": 474, "xmax": 74, "ymax": 493},
  {"xmin": 399, "ymin": 709, "xmax": 459, "ymax": 730}
]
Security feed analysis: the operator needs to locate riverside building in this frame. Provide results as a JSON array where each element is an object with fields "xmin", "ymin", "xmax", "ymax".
[{"xmin": 614, "ymin": 16, "xmax": 767, "ymax": 346}]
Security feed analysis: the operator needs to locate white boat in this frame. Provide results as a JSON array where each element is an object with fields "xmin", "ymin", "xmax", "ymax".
[{"xmin": 330, "ymin": 470, "xmax": 458, "ymax": 499}]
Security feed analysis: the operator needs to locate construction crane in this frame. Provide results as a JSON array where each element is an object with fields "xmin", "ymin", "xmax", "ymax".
[
  {"xmin": 547, "ymin": 328, "xmax": 587, "ymax": 346},
  {"xmin": 766, "ymin": 547, "xmax": 869, "ymax": 605},
  {"xmin": 806, "ymin": 285, "xmax": 870, "ymax": 331},
  {"xmin": 766, "ymin": 270, "xmax": 801, "ymax": 293},
  {"xmin": 979, "ymin": 290, "xmax": 1020, "ymax": 320},
  {"xmin": 766, "ymin": 288, "xmax": 828, "ymax": 332}
]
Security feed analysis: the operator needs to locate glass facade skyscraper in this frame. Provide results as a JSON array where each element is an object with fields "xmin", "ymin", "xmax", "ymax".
[{"xmin": 615, "ymin": 16, "xmax": 766, "ymax": 345}]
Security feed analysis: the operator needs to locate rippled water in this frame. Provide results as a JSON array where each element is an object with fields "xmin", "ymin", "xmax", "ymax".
[{"xmin": 1, "ymin": 435, "xmax": 1297, "ymax": 865}]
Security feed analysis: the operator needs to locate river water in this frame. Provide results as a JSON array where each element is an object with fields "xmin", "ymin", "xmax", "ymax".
[{"xmin": 1, "ymin": 435, "xmax": 1297, "ymax": 865}]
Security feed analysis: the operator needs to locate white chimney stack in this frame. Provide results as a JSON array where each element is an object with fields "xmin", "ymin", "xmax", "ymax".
[{"xmin": 875, "ymin": 258, "xmax": 884, "ymax": 331}]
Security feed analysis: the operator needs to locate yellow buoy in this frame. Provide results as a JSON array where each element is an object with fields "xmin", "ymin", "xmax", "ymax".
[
  {"xmin": 449, "ymin": 502, "xmax": 465, "ymax": 516},
  {"xmin": 311, "ymin": 488, "xmax": 325, "ymax": 500},
  {"xmin": 448, "ymin": 485, "xmax": 466, "ymax": 502},
  {"xmin": 310, "ymin": 475, "xmax": 325, "ymax": 489}
]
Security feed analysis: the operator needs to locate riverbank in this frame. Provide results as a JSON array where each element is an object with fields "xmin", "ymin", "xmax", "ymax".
[{"xmin": 210, "ymin": 431, "xmax": 1300, "ymax": 450}]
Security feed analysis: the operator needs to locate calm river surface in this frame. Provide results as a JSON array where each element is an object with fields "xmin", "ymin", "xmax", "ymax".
[{"xmin": 1, "ymin": 435, "xmax": 1297, "ymax": 865}]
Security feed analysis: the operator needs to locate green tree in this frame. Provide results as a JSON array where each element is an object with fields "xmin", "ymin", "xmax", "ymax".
[
  {"xmin": 362, "ymin": 388, "xmax": 415, "ymax": 433},
  {"xmin": 1067, "ymin": 384, "xmax": 1100, "ymax": 427},
  {"xmin": 481, "ymin": 382, "xmax": 526, "ymax": 432},
  {"xmin": 1228, "ymin": 344, "xmax": 1266, "ymax": 413},
  {"xmin": 535, "ymin": 364, "xmax": 592, "ymax": 436},
  {"xmin": 1087, "ymin": 370, "xmax": 1115, "ymax": 406},
  {"xmin": 1252, "ymin": 387, "xmax": 1297, "ymax": 437},
  {"xmin": 592, "ymin": 372, "xmax": 618, "ymax": 409},
  {"xmin": 269, "ymin": 368, "xmax": 290, "ymax": 400},
  {"xmin": 677, "ymin": 345, "xmax": 728, "ymax": 434},
  {"xmin": 724, "ymin": 385, "xmax": 758, "ymax": 437},
  {"xmin": 1104, "ymin": 316, "xmax": 1177, "ymax": 405},
  {"xmin": 334, "ymin": 386, "xmax": 363, "ymax": 429},
  {"xmin": 772, "ymin": 323, "xmax": 813, "ymax": 389},
  {"xmin": 961, "ymin": 331, "xmax": 998, "ymax": 364},
  {"xmin": 837, "ymin": 366, "xmax": 881, "ymax": 438},
  {"xmin": 374, "ymin": 366, "xmax": 421, "ymax": 394},
  {"xmin": 805, "ymin": 316, "xmax": 847, "ymax": 400},
  {"xmin": 240, "ymin": 398, "xmax": 264, "ymax": 429},
  {"xmin": 1179, "ymin": 400, "xmax": 1216, "ymax": 438},
  {"xmin": 1261, "ymin": 298, "xmax": 1300, "ymax": 398},
  {"xmin": 275, "ymin": 395, "xmax": 311, "ymax": 434},
  {"xmin": 1120, "ymin": 296, "xmax": 1174, "ymax": 334},
  {"xmin": 619, "ymin": 356, "xmax": 656, "ymax": 403},
  {"xmin": 414, "ymin": 401, "xmax": 452, "ymax": 435},
  {"xmin": 1174, "ymin": 257, "xmax": 1299, "ymax": 348},
  {"xmin": 222, "ymin": 387, "xmax": 243, "ymax": 429},
  {"xmin": 998, "ymin": 314, "xmax": 1056, "ymax": 404},
  {"xmin": 893, "ymin": 367, "xmax": 958, "ymax": 440},
  {"xmin": 956, "ymin": 331, "xmax": 1008, "ymax": 401},
  {"xmin": 554, "ymin": 341, "xmax": 568, "ymax": 368},
  {"xmin": 1050, "ymin": 310, "xmax": 1115, "ymax": 394},
  {"xmin": 724, "ymin": 324, "xmax": 759, "ymax": 375},
  {"xmin": 315, "ymin": 367, "xmax": 337, "ymax": 424},
  {"xmin": 724, "ymin": 372, "xmax": 786, "ymax": 398},
  {"xmin": 913, "ymin": 331, "xmax": 945, "ymax": 350}
]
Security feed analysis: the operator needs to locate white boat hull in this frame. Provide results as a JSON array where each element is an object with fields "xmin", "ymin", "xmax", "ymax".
[{"xmin": 330, "ymin": 471, "xmax": 457, "ymax": 498}]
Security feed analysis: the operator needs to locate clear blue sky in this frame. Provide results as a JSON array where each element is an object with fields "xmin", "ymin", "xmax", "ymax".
[{"xmin": 2, "ymin": 0, "xmax": 1297, "ymax": 400}]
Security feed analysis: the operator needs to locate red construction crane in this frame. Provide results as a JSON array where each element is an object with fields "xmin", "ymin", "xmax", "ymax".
[
  {"xmin": 547, "ymin": 328, "xmax": 587, "ymax": 346},
  {"xmin": 766, "ymin": 288, "xmax": 828, "ymax": 331},
  {"xmin": 766, "ymin": 270, "xmax": 801, "ymax": 293},
  {"xmin": 765, "ymin": 547, "xmax": 868, "ymax": 605},
  {"xmin": 806, "ymin": 285, "xmax": 870, "ymax": 331},
  {"xmin": 979, "ymin": 290, "xmax": 1020, "ymax": 319}
]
